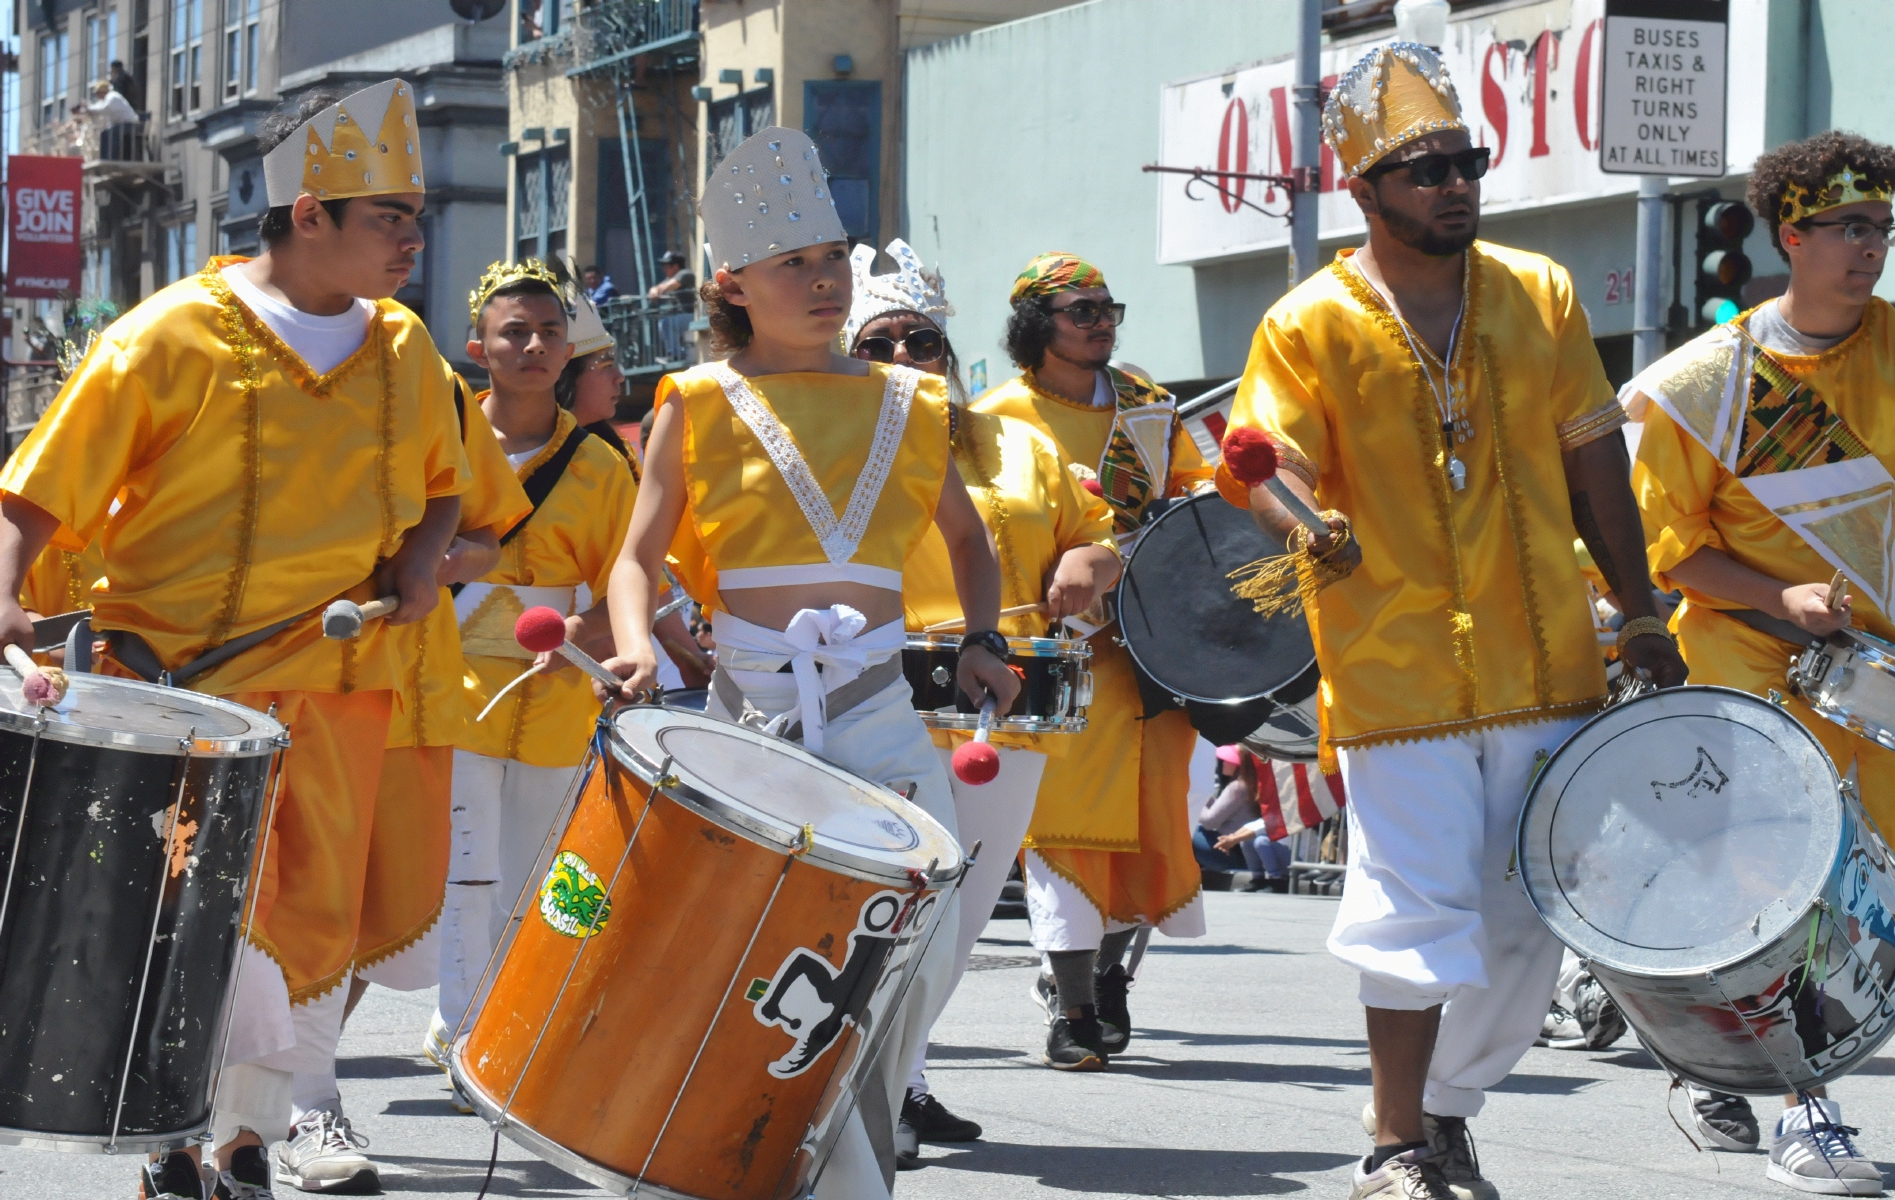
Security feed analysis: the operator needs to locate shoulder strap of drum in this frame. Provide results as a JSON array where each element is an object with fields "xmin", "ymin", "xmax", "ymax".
[
  {"xmin": 453, "ymin": 374, "xmax": 468, "ymax": 440},
  {"xmin": 448, "ymin": 423, "xmax": 592, "ymax": 598}
]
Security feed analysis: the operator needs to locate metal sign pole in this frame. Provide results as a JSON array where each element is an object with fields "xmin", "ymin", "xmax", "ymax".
[{"xmin": 1288, "ymin": 0, "xmax": 1322, "ymax": 286}]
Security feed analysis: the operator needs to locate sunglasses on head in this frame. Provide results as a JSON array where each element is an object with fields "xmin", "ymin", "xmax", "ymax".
[
  {"xmin": 854, "ymin": 327, "xmax": 946, "ymax": 364},
  {"xmin": 1370, "ymin": 147, "xmax": 1491, "ymax": 188}
]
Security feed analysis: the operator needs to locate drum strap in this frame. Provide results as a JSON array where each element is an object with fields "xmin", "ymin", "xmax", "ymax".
[
  {"xmin": 708, "ymin": 655, "xmax": 904, "ymax": 744},
  {"xmin": 66, "ymin": 610, "xmax": 313, "ymax": 685},
  {"xmin": 1715, "ymin": 606, "xmax": 1817, "ymax": 648}
]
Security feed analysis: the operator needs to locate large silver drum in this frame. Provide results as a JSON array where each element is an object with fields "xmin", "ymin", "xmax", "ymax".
[{"xmin": 1517, "ymin": 686, "xmax": 1895, "ymax": 1095}]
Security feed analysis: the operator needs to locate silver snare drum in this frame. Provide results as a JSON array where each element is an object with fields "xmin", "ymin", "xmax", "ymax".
[
  {"xmin": 1789, "ymin": 628, "xmax": 1895, "ymax": 752},
  {"xmin": 1518, "ymin": 686, "xmax": 1895, "ymax": 1095},
  {"xmin": 902, "ymin": 632, "xmax": 1091, "ymax": 734}
]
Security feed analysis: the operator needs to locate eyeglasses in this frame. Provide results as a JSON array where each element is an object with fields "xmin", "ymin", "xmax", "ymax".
[
  {"xmin": 1050, "ymin": 301, "xmax": 1127, "ymax": 329},
  {"xmin": 1370, "ymin": 147, "xmax": 1491, "ymax": 189},
  {"xmin": 1802, "ymin": 218, "xmax": 1895, "ymax": 247},
  {"xmin": 854, "ymin": 327, "xmax": 946, "ymax": 364}
]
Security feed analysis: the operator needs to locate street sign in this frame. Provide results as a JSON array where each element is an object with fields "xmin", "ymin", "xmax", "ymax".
[{"xmin": 1598, "ymin": 0, "xmax": 1728, "ymax": 177}]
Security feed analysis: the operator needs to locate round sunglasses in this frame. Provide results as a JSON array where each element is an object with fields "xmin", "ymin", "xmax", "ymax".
[{"xmin": 854, "ymin": 327, "xmax": 946, "ymax": 364}]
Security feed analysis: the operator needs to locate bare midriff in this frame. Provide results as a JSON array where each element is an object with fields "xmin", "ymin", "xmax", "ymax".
[{"xmin": 719, "ymin": 581, "xmax": 905, "ymax": 632}]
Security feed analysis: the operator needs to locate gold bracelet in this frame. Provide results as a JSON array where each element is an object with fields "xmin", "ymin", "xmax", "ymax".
[{"xmin": 1615, "ymin": 615, "xmax": 1674, "ymax": 653}]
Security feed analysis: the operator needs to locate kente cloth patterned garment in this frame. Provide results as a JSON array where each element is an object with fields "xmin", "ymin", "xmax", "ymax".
[
  {"xmin": 1220, "ymin": 243, "xmax": 1620, "ymax": 756},
  {"xmin": 1631, "ymin": 301, "xmax": 1895, "ymax": 619},
  {"xmin": 0, "ymin": 256, "xmax": 471, "ymax": 695},
  {"xmin": 1010, "ymin": 252, "xmax": 1107, "ymax": 301},
  {"xmin": 18, "ymin": 539, "xmax": 103, "ymax": 615},
  {"xmin": 901, "ymin": 407, "xmax": 1117, "ymax": 755},
  {"xmin": 660, "ymin": 362, "xmax": 952, "ymax": 612},
  {"xmin": 458, "ymin": 404, "xmax": 637, "ymax": 769}
]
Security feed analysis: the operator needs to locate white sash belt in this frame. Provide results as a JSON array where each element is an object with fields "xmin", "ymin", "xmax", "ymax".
[{"xmin": 714, "ymin": 607, "xmax": 905, "ymax": 754}]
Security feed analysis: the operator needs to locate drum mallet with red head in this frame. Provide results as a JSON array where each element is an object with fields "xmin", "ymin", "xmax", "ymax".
[
  {"xmin": 321, "ymin": 596, "xmax": 400, "ymax": 640},
  {"xmin": 515, "ymin": 605, "xmax": 627, "ymax": 692},
  {"xmin": 4, "ymin": 643, "xmax": 66, "ymax": 706},
  {"xmin": 952, "ymin": 695, "xmax": 1001, "ymax": 786},
  {"xmin": 1220, "ymin": 427, "xmax": 1332, "ymax": 540}
]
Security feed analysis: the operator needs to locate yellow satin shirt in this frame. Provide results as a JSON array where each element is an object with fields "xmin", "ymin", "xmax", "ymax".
[
  {"xmin": 903, "ymin": 409, "xmax": 1117, "ymax": 754},
  {"xmin": 1222, "ymin": 244, "xmax": 1622, "ymax": 750},
  {"xmin": 20, "ymin": 542, "xmax": 104, "ymax": 616},
  {"xmin": 0, "ymin": 259, "xmax": 470, "ymax": 695},
  {"xmin": 973, "ymin": 375, "xmax": 1214, "ymax": 512},
  {"xmin": 661, "ymin": 363, "xmax": 951, "ymax": 612},
  {"xmin": 386, "ymin": 386, "xmax": 532, "ymax": 750},
  {"xmin": 459, "ymin": 405, "xmax": 638, "ymax": 767}
]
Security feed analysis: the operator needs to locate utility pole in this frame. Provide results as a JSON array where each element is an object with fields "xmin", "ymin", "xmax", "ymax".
[
  {"xmin": 1633, "ymin": 175, "xmax": 1666, "ymax": 372},
  {"xmin": 1289, "ymin": 0, "xmax": 1321, "ymax": 286}
]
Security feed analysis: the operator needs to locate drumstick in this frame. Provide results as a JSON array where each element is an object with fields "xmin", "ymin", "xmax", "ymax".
[
  {"xmin": 475, "ymin": 661, "xmax": 546, "ymax": 722},
  {"xmin": 4, "ymin": 643, "xmax": 67, "ymax": 706},
  {"xmin": 1220, "ymin": 428, "xmax": 1331, "ymax": 539},
  {"xmin": 1826, "ymin": 569, "xmax": 1850, "ymax": 612},
  {"xmin": 924, "ymin": 603, "xmax": 1046, "ymax": 633},
  {"xmin": 321, "ymin": 595, "xmax": 400, "ymax": 640},
  {"xmin": 515, "ymin": 606, "xmax": 628, "ymax": 692},
  {"xmin": 951, "ymin": 695, "xmax": 1001, "ymax": 785}
]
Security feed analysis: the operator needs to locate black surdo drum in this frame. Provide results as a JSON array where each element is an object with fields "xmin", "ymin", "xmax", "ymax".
[
  {"xmin": 1116, "ymin": 492, "xmax": 1320, "ymax": 745},
  {"xmin": 0, "ymin": 674, "xmax": 285, "ymax": 1151}
]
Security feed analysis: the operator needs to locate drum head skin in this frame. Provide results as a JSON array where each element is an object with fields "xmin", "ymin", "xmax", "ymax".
[
  {"xmin": 1117, "ymin": 493, "xmax": 1316, "ymax": 705},
  {"xmin": 0, "ymin": 672, "xmax": 284, "ymax": 756},
  {"xmin": 611, "ymin": 706, "xmax": 962, "ymax": 883},
  {"xmin": 1518, "ymin": 687, "xmax": 1842, "ymax": 975}
]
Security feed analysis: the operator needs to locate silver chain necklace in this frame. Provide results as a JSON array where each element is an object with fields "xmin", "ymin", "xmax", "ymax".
[{"xmin": 1352, "ymin": 256, "xmax": 1471, "ymax": 491}]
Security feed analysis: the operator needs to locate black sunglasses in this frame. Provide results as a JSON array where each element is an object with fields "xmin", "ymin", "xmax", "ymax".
[
  {"xmin": 1050, "ymin": 300, "xmax": 1127, "ymax": 329},
  {"xmin": 1370, "ymin": 147, "xmax": 1491, "ymax": 188},
  {"xmin": 855, "ymin": 327, "xmax": 946, "ymax": 364}
]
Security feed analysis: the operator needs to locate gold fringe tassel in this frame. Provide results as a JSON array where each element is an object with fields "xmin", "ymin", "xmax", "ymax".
[{"xmin": 1227, "ymin": 512, "xmax": 1354, "ymax": 619}]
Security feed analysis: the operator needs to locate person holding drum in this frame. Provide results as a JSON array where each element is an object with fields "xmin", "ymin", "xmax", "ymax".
[
  {"xmin": 599, "ymin": 126, "xmax": 1017, "ymax": 1197},
  {"xmin": 974, "ymin": 253, "xmax": 1214, "ymax": 1072},
  {"xmin": 840, "ymin": 240, "xmax": 1120, "ymax": 1153},
  {"xmin": 1630, "ymin": 130, "xmax": 1895, "ymax": 1197},
  {"xmin": 0, "ymin": 81, "xmax": 470, "ymax": 1200},
  {"xmin": 1220, "ymin": 43, "xmax": 1686, "ymax": 1200}
]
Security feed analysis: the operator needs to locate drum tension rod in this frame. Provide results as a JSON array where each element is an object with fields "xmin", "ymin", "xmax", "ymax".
[{"xmin": 653, "ymin": 754, "xmax": 679, "ymax": 790}]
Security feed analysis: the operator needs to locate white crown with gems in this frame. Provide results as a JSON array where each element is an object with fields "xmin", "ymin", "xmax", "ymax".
[
  {"xmin": 843, "ymin": 239, "xmax": 952, "ymax": 350},
  {"xmin": 700, "ymin": 127, "xmax": 848, "ymax": 271}
]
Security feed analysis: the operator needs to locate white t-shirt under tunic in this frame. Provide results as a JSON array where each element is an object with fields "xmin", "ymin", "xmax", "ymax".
[{"xmin": 221, "ymin": 264, "xmax": 373, "ymax": 376}]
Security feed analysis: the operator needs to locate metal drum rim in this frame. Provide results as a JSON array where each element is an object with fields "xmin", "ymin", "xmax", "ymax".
[
  {"xmin": 0, "ymin": 675, "xmax": 287, "ymax": 757},
  {"xmin": 1115, "ymin": 493, "xmax": 1316, "ymax": 705},
  {"xmin": 606, "ymin": 706, "xmax": 964, "ymax": 887},
  {"xmin": 905, "ymin": 631, "xmax": 1091, "ymax": 660},
  {"xmin": 0, "ymin": 1121, "xmax": 209, "ymax": 1155},
  {"xmin": 1515, "ymin": 684, "xmax": 1843, "ymax": 976},
  {"xmin": 919, "ymin": 712, "xmax": 1087, "ymax": 734}
]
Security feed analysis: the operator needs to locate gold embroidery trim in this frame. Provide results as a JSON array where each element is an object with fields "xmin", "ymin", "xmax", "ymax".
[
  {"xmin": 375, "ymin": 323, "xmax": 397, "ymax": 559},
  {"xmin": 953, "ymin": 412, "xmax": 1027, "ymax": 611},
  {"xmin": 1556, "ymin": 401, "xmax": 1629, "ymax": 450},
  {"xmin": 1029, "ymin": 844, "xmax": 1203, "ymax": 925},
  {"xmin": 201, "ymin": 264, "xmax": 264, "ymax": 654},
  {"xmin": 353, "ymin": 898, "xmax": 443, "ymax": 972},
  {"xmin": 1775, "ymin": 482, "xmax": 1895, "ymax": 517},
  {"xmin": 61, "ymin": 551, "xmax": 89, "ymax": 612},
  {"xmin": 1329, "ymin": 696, "xmax": 1605, "ymax": 750},
  {"xmin": 1477, "ymin": 329, "xmax": 1553, "ymax": 706}
]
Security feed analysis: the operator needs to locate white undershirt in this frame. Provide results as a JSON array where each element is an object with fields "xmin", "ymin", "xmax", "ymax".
[
  {"xmin": 221, "ymin": 264, "xmax": 373, "ymax": 376},
  {"xmin": 505, "ymin": 442, "xmax": 549, "ymax": 470},
  {"xmin": 1091, "ymin": 370, "xmax": 1114, "ymax": 408}
]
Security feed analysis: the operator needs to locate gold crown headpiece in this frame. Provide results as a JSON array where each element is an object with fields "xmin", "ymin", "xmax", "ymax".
[
  {"xmin": 468, "ymin": 259, "xmax": 566, "ymax": 326},
  {"xmin": 1322, "ymin": 42, "xmax": 1466, "ymax": 179},
  {"xmin": 262, "ymin": 79, "xmax": 424, "ymax": 206},
  {"xmin": 1779, "ymin": 166, "xmax": 1895, "ymax": 226}
]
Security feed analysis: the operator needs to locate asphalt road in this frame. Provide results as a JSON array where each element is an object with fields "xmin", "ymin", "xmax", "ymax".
[{"xmin": 6, "ymin": 890, "xmax": 1892, "ymax": 1198}]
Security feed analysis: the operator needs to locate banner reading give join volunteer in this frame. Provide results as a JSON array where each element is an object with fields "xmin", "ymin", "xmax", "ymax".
[{"xmin": 6, "ymin": 155, "xmax": 83, "ymax": 299}]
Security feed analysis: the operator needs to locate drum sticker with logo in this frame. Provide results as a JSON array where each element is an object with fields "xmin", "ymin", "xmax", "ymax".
[
  {"xmin": 537, "ymin": 850, "xmax": 612, "ymax": 938},
  {"xmin": 747, "ymin": 888, "xmax": 937, "ymax": 1079}
]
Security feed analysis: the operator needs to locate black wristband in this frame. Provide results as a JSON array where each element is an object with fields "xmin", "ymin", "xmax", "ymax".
[{"xmin": 962, "ymin": 629, "xmax": 1011, "ymax": 662}]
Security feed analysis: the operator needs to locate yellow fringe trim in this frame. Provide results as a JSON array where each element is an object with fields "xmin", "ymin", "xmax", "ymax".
[
  {"xmin": 1227, "ymin": 514, "xmax": 1353, "ymax": 619},
  {"xmin": 1327, "ymin": 697, "xmax": 1605, "ymax": 753},
  {"xmin": 1031, "ymin": 848, "xmax": 1204, "ymax": 927}
]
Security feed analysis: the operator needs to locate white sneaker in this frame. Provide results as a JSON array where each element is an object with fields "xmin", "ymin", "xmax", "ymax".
[
  {"xmin": 1768, "ymin": 1099, "xmax": 1885, "ymax": 1196},
  {"xmin": 271, "ymin": 1110, "xmax": 378, "ymax": 1194},
  {"xmin": 421, "ymin": 1010, "xmax": 453, "ymax": 1072}
]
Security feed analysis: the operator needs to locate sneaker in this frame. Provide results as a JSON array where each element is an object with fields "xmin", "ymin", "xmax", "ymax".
[
  {"xmin": 1043, "ymin": 1012, "xmax": 1109, "ymax": 1071},
  {"xmin": 893, "ymin": 1118, "xmax": 922, "ymax": 1171},
  {"xmin": 902, "ymin": 1090, "xmax": 982, "ymax": 1142},
  {"xmin": 1349, "ymin": 1148, "xmax": 1457, "ymax": 1200},
  {"xmin": 212, "ymin": 1146, "xmax": 276, "ymax": 1200},
  {"xmin": 1688, "ymin": 1086, "xmax": 1761, "ymax": 1152},
  {"xmin": 1768, "ymin": 1100, "xmax": 1886, "ymax": 1196},
  {"xmin": 1358, "ymin": 1104, "xmax": 1498, "ymax": 1200},
  {"xmin": 421, "ymin": 1011, "xmax": 452, "ymax": 1073},
  {"xmin": 1570, "ymin": 973, "xmax": 1628, "ymax": 1050},
  {"xmin": 271, "ymin": 1110, "xmax": 378, "ymax": 1194},
  {"xmin": 1094, "ymin": 964, "xmax": 1132, "ymax": 1056},
  {"xmin": 141, "ymin": 1151, "xmax": 207, "ymax": 1200},
  {"xmin": 1029, "ymin": 970, "xmax": 1057, "ymax": 1024},
  {"xmin": 1536, "ymin": 1002, "xmax": 1587, "ymax": 1049}
]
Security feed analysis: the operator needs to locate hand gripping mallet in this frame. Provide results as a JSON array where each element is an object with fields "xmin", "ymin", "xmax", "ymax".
[
  {"xmin": 514, "ymin": 605, "xmax": 629, "ymax": 693},
  {"xmin": 951, "ymin": 694, "xmax": 1001, "ymax": 786},
  {"xmin": 321, "ymin": 596, "xmax": 401, "ymax": 640},
  {"xmin": 4, "ymin": 643, "xmax": 66, "ymax": 706},
  {"xmin": 1220, "ymin": 427, "xmax": 1332, "ymax": 541}
]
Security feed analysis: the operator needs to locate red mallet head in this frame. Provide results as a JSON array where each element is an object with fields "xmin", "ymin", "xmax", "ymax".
[
  {"xmin": 1081, "ymin": 477, "xmax": 1103, "ymax": 497},
  {"xmin": 951, "ymin": 739, "xmax": 1001, "ymax": 785},
  {"xmin": 1221, "ymin": 425, "xmax": 1279, "ymax": 486},
  {"xmin": 515, "ymin": 606, "xmax": 568, "ymax": 654}
]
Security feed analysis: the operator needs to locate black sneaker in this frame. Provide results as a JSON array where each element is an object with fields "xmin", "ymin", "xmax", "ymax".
[
  {"xmin": 141, "ymin": 1151, "xmax": 206, "ymax": 1200},
  {"xmin": 1571, "ymin": 973, "xmax": 1628, "ymax": 1050},
  {"xmin": 1687, "ymin": 1085, "xmax": 1760, "ymax": 1151},
  {"xmin": 1095, "ymin": 963, "xmax": 1132, "ymax": 1055},
  {"xmin": 211, "ymin": 1146, "xmax": 275, "ymax": 1200},
  {"xmin": 903, "ymin": 1089, "xmax": 981, "ymax": 1142},
  {"xmin": 1044, "ymin": 1011, "xmax": 1109, "ymax": 1071}
]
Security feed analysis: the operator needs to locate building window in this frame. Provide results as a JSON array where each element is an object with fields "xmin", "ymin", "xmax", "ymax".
[
  {"xmin": 515, "ymin": 146, "xmax": 571, "ymax": 264},
  {"xmin": 519, "ymin": 0, "xmax": 573, "ymax": 42},
  {"xmin": 223, "ymin": 0, "xmax": 258, "ymax": 100},
  {"xmin": 170, "ymin": 0, "xmax": 204, "ymax": 116},
  {"xmin": 804, "ymin": 81, "xmax": 881, "ymax": 244},
  {"xmin": 706, "ymin": 91, "xmax": 775, "ymax": 181},
  {"xmin": 86, "ymin": 8, "xmax": 119, "ymax": 92},
  {"xmin": 598, "ymin": 138, "xmax": 672, "ymax": 293},
  {"xmin": 39, "ymin": 28, "xmax": 71, "ymax": 127},
  {"xmin": 164, "ymin": 221, "xmax": 199, "ymax": 284}
]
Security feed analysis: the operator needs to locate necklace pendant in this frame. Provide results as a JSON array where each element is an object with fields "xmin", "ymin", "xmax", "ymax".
[{"xmin": 1448, "ymin": 456, "xmax": 1467, "ymax": 492}]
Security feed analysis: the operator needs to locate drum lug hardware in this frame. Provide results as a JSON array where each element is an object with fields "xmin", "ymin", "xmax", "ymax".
[
  {"xmin": 1768, "ymin": 689, "xmax": 1787, "ymax": 708},
  {"xmin": 653, "ymin": 754, "xmax": 680, "ymax": 790},
  {"xmin": 931, "ymin": 666, "xmax": 952, "ymax": 686},
  {"xmin": 792, "ymin": 823, "xmax": 815, "ymax": 855},
  {"xmin": 903, "ymin": 782, "xmax": 918, "ymax": 803}
]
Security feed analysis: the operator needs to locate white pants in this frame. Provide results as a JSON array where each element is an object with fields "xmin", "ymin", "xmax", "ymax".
[
  {"xmin": 709, "ymin": 633, "xmax": 960, "ymax": 1200},
  {"xmin": 209, "ymin": 950, "xmax": 346, "ymax": 1146},
  {"xmin": 1022, "ymin": 853, "xmax": 1207, "ymax": 952},
  {"xmin": 435, "ymin": 750, "xmax": 583, "ymax": 1036},
  {"xmin": 906, "ymin": 744, "xmax": 1047, "ymax": 1096},
  {"xmin": 1330, "ymin": 717, "xmax": 1580, "ymax": 1119}
]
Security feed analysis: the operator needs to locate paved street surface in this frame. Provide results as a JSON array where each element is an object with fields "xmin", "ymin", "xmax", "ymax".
[{"xmin": 7, "ymin": 890, "xmax": 1893, "ymax": 1198}]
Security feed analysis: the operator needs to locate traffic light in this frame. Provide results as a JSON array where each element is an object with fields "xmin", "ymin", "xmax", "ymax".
[{"xmin": 1694, "ymin": 199, "xmax": 1754, "ymax": 327}]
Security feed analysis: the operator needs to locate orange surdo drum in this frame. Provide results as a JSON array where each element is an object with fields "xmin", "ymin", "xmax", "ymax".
[{"xmin": 451, "ymin": 704, "xmax": 964, "ymax": 1199}]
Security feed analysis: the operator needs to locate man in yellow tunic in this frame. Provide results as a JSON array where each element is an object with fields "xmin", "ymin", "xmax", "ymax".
[
  {"xmin": 430, "ymin": 260, "xmax": 636, "ymax": 1070},
  {"xmin": 974, "ymin": 252, "xmax": 1213, "ymax": 1070},
  {"xmin": 1631, "ymin": 130, "xmax": 1895, "ymax": 1198},
  {"xmin": 0, "ymin": 81, "xmax": 470, "ymax": 1200},
  {"xmin": 1222, "ymin": 44, "xmax": 1683, "ymax": 1200}
]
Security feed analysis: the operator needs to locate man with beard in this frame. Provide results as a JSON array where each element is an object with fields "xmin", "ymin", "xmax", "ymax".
[{"xmin": 1217, "ymin": 43, "xmax": 1684, "ymax": 1200}]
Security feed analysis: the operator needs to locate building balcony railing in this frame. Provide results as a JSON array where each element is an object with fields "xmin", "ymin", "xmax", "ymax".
[
  {"xmin": 23, "ymin": 115, "xmax": 160, "ymax": 170},
  {"xmin": 505, "ymin": 0, "xmax": 699, "ymax": 73},
  {"xmin": 599, "ymin": 294, "xmax": 696, "ymax": 379}
]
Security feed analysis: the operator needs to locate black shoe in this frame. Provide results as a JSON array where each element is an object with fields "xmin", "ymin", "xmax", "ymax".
[
  {"xmin": 1267, "ymin": 875, "xmax": 1291, "ymax": 894},
  {"xmin": 211, "ymin": 1145, "xmax": 275, "ymax": 1200},
  {"xmin": 902, "ymin": 1089, "xmax": 982, "ymax": 1142},
  {"xmin": 141, "ymin": 1151, "xmax": 206, "ymax": 1200},
  {"xmin": 1095, "ymin": 963, "xmax": 1132, "ymax": 1055},
  {"xmin": 1044, "ymin": 1010, "xmax": 1109, "ymax": 1071}
]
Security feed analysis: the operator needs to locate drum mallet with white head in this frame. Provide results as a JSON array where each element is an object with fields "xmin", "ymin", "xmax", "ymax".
[
  {"xmin": 515, "ymin": 605, "xmax": 628, "ymax": 692},
  {"xmin": 951, "ymin": 695, "xmax": 1001, "ymax": 786},
  {"xmin": 321, "ymin": 596, "xmax": 400, "ymax": 640},
  {"xmin": 1220, "ymin": 427, "xmax": 1332, "ymax": 540},
  {"xmin": 4, "ymin": 643, "xmax": 66, "ymax": 706}
]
